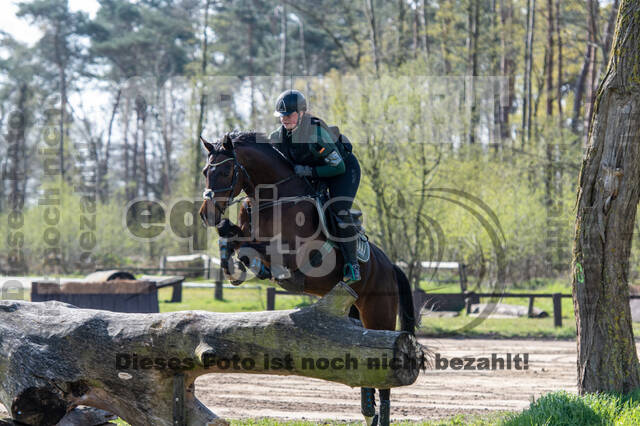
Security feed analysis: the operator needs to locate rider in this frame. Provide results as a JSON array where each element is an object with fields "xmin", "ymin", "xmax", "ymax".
[{"xmin": 268, "ymin": 89, "xmax": 362, "ymax": 284}]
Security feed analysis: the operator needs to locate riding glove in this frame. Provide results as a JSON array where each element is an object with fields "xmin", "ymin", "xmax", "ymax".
[{"xmin": 294, "ymin": 165, "xmax": 313, "ymax": 177}]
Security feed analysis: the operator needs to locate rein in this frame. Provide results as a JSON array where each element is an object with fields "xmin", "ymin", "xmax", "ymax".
[{"xmin": 203, "ymin": 143, "xmax": 322, "ymax": 216}]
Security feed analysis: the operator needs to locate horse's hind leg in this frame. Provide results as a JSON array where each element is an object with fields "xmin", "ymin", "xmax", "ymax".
[
  {"xmin": 361, "ymin": 388, "xmax": 377, "ymax": 425},
  {"xmin": 378, "ymin": 389, "xmax": 390, "ymax": 426},
  {"xmin": 357, "ymin": 297, "xmax": 397, "ymax": 426}
]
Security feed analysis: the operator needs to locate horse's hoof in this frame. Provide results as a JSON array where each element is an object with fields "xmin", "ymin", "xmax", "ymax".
[
  {"xmin": 364, "ymin": 414, "xmax": 378, "ymax": 426},
  {"xmin": 378, "ymin": 400, "xmax": 390, "ymax": 426}
]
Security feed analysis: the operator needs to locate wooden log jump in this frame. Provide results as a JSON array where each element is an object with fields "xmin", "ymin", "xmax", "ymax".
[{"xmin": 0, "ymin": 283, "xmax": 426, "ymax": 426}]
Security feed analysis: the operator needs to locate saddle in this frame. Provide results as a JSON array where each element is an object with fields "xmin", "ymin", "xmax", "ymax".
[{"xmin": 314, "ymin": 184, "xmax": 370, "ymax": 263}]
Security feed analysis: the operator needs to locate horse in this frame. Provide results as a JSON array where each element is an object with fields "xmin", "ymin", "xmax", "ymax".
[{"xmin": 198, "ymin": 131, "xmax": 417, "ymax": 426}]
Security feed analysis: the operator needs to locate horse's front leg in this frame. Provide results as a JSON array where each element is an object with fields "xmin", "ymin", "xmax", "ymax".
[
  {"xmin": 216, "ymin": 219, "xmax": 248, "ymax": 282},
  {"xmin": 237, "ymin": 243, "xmax": 272, "ymax": 280}
]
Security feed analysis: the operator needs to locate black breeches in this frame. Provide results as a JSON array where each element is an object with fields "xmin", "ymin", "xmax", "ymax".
[{"xmin": 325, "ymin": 153, "xmax": 361, "ymax": 215}]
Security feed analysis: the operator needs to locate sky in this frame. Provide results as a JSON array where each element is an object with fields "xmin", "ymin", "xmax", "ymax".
[{"xmin": 0, "ymin": 0, "xmax": 100, "ymax": 46}]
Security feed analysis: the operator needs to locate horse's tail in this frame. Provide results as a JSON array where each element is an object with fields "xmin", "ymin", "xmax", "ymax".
[{"xmin": 393, "ymin": 265, "xmax": 416, "ymax": 335}]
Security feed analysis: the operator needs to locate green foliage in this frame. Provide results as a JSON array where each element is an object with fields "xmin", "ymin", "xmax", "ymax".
[{"xmin": 503, "ymin": 390, "xmax": 640, "ymax": 426}]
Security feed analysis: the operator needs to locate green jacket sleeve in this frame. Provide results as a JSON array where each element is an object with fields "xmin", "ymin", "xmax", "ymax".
[{"xmin": 311, "ymin": 125, "xmax": 346, "ymax": 178}]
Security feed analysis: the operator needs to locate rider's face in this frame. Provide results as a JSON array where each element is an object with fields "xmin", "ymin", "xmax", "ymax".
[{"xmin": 280, "ymin": 111, "xmax": 301, "ymax": 130}]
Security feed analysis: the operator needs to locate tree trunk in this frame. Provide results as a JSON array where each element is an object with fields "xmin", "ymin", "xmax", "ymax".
[
  {"xmin": 0, "ymin": 283, "xmax": 425, "ymax": 425},
  {"xmin": 522, "ymin": 0, "xmax": 536, "ymax": 146},
  {"xmin": 280, "ymin": 2, "xmax": 288, "ymax": 89},
  {"xmin": 363, "ymin": 0, "xmax": 380, "ymax": 75},
  {"xmin": 122, "ymin": 97, "xmax": 132, "ymax": 200},
  {"xmin": 571, "ymin": 37, "xmax": 591, "ymax": 134},
  {"xmin": 555, "ymin": 0, "xmax": 563, "ymax": 125},
  {"xmin": 195, "ymin": 0, "xmax": 211, "ymax": 196},
  {"xmin": 396, "ymin": 0, "xmax": 406, "ymax": 65},
  {"xmin": 421, "ymin": 0, "xmax": 429, "ymax": 54},
  {"xmin": 54, "ymin": 22, "xmax": 67, "ymax": 180},
  {"xmin": 602, "ymin": 0, "xmax": 620, "ymax": 73},
  {"xmin": 412, "ymin": 5, "xmax": 419, "ymax": 57},
  {"xmin": 583, "ymin": 0, "xmax": 600, "ymax": 145},
  {"xmin": 545, "ymin": 0, "xmax": 554, "ymax": 117},
  {"xmin": 101, "ymin": 88, "xmax": 121, "ymax": 202},
  {"xmin": 500, "ymin": 0, "xmax": 515, "ymax": 140},
  {"xmin": 572, "ymin": 0, "xmax": 640, "ymax": 394},
  {"xmin": 467, "ymin": 0, "xmax": 479, "ymax": 144}
]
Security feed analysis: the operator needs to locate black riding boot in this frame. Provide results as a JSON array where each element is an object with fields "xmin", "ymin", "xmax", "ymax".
[{"xmin": 337, "ymin": 212, "xmax": 361, "ymax": 284}]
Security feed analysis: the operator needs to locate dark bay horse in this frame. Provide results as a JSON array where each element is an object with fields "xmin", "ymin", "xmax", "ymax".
[{"xmin": 198, "ymin": 131, "xmax": 416, "ymax": 426}]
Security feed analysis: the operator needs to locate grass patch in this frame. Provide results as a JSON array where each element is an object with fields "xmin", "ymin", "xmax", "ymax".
[
  {"xmin": 157, "ymin": 286, "xmax": 316, "ymax": 313},
  {"xmin": 503, "ymin": 390, "xmax": 640, "ymax": 426},
  {"xmin": 418, "ymin": 315, "xmax": 577, "ymax": 339}
]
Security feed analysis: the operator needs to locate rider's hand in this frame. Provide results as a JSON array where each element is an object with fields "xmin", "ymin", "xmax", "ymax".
[{"xmin": 294, "ymin": 165, "xmax": 313, "ymax": 177}]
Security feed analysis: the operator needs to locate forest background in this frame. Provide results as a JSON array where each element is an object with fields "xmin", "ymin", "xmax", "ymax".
[{"xmin": 0, "ymin": 0, "xmax": 622, "ymax": 290}]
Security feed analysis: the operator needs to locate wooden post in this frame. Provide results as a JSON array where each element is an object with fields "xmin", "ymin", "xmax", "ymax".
[
  {"xmin": 214, "ymin": 267, "xmax": 223, "ymax": 301},
  {"xmin": 553, "ymin": 293, "xmax": 562, "ymax": 327},
  {"xmin": 528, "ymin": 296, "xmax": 535, "ymax": 317},
  {"xmin": 465, "ymin": 291, "xmax": 474, "ymax": 315},
  {"xmin": 160, "ymin": 256, "xmax": 167, "ymax": 275},
  {"xmin": 458, "ymin": 263, "xmax": 468, "ymax": 292},
  {"xmin": 267, "ymin": 287, "xmax": 276, "ymax": 311},
  {"xmin": 172, "ymin": 279, "xmax": 183, "ymax": 303}
]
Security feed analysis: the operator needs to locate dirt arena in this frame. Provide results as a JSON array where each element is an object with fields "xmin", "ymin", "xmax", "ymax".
[
  {"xmin": 0, "ymin": 338, "xmax": 580, "ymax": 422},
  {"xmin": 196, "ymin": 337, "xmax": 579, "ymax": 422}
]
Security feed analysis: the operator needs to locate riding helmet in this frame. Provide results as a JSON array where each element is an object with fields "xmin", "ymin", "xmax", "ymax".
[{"xmin": 273, "ymin": 90, "xmax": 307, "ymax": 117}]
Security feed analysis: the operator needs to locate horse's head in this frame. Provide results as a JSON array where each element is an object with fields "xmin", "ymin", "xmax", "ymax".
[{"xmin": 199, "ymin": 133, "xmax": 251, "ymax": 227}]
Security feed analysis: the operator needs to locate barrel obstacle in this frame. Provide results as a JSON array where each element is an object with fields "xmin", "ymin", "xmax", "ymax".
[{"xmin": 0, "ymin": 283, "xmax": 427, "ymax": 426}]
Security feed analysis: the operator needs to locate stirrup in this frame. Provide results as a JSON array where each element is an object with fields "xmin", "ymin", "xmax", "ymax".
[{"xmin": 343, "ymin": 263, "xmax": 361, "ymax": 284}]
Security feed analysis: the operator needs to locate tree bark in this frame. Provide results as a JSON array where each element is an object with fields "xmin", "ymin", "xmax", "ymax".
[
  {"xmin": 572, "ymin": 0, "xmax": 640, "ymax": 394},
  {"xmin": 0, "ymin": 283, "xmax": 425, "ymax": 425}
]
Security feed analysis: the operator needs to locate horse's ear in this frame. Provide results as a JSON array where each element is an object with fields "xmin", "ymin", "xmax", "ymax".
[
  {"xmin": 222, "ymin": 133, "xmax": 233, "ymax": 152},
  {"xmin": 200, "ymin": 136, "xmax": 215, "ymax": 153}
]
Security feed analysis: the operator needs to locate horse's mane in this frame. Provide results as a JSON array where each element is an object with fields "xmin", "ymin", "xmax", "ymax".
[{"xmin": 223, "ymin": 131, "xmax": 291, "ymax": 168}]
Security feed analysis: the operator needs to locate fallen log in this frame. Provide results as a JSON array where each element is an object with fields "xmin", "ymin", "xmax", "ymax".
[{"xmin": 0, "ymin": 283, "xmax": 426, "ymax": 426}]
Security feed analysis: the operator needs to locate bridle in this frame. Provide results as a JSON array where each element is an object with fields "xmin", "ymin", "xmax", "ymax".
[{"xmin": 203, "ymin": 152, "xmax": 253, "ymax": 218}]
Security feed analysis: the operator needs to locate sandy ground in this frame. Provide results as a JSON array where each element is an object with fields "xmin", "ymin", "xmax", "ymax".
[
  {"xmin": 198, "ymin": 337, "xmax": 580, "ymax": 422},
  {"xmin": 0, "ymin": 338, "xmax": 581, "ymax": 423}
]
